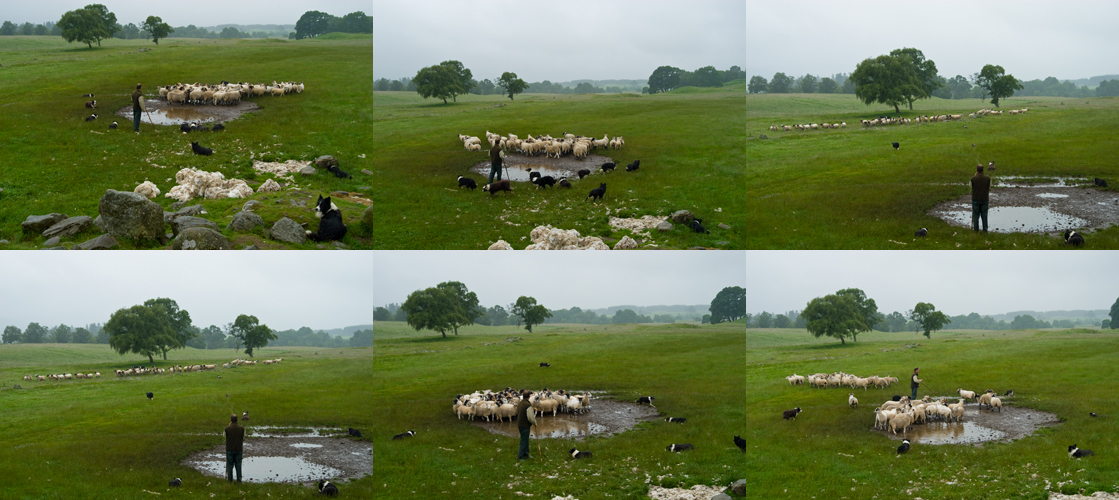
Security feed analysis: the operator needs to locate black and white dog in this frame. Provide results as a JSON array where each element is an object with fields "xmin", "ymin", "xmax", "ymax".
[
  {"xmin": 690, "ymin": 218, "xmax": 709, "ymax": 234},
  {"xmin": 588, "ymin": 183, "xmax": 606, "ymax": 202},
  {"xmin": 568, "ymin": 448, "xmax": 592, "ymax": 459},
  {"xmin": 1064, "ymin": 230, "xmax": 1084, "ymax": 246},
  {"xmin": 318, "ymin": 479, "xmax": 339, "ymax": 496},
  {"xmin": 326, "ymin": 164, "xmax": 352, "ymax": 179},
  {"xmin": 306, "ymin": 195, "xmax": 347, "ymax": 242},
  {"xmin": 169, "ymin": 478, "xmax": 182, "ymax": 487},
  {"xmin": 625, "ymin": 160, "xmax": 640, "ymax": 172},
  {"xmin": 348, "ymin": 427, "xmax": 362, "ymax": 437},
  {"xmin": 1068, "ymin": 444, "xmax": 1094, "ymax": 458},
  {"xmin": 896, "ymin": 439, "xmax": 911, "ymax": 455},
  {"xmin": 666, "ymin": 443, "xmax": 694, "ymax": 452},
  {"xmin": 109, "ymin": 121, "xmax": 118, "ymax": 130},
  {"xmin": 539, "ymin": 362, "xmax": 550, "ymax": 367},
  {"xmin": 1095, "ymin": 178, "xmax": 1109, "ymax": 187},
  {"xmin": 457, "ymin": 175, "xmax": 477, "ymax": 190},
  {"xmin": 915, "ymin": 228, "xmax": 928, "ymax": 237},
  {"xmin": 392, "ymin": 430, "xmax": 416, "ymax": 440},
  {"xmin": 783, "ymin": 407, "xmax": 802, "ymax": 420},
  {"xmin": 85, "ymin": 114, "xmax": 98, "ymax": 121},
  {"xmin": 733, "ymin": 435, "xmax": 748, "ymax": 451},
  {"xmin": 600, "ymin": 162, "xmax": 616, "ymax": 173},
  {"xmin": 577, "ymin": 169, "xmax": 591, "ymax": 179},
  {"xmin": 190, "ymin": 141, "xmax": 212, "ymax": 155},
  {"xmin": 636, "ymin": 396, "xmax": 655, "ymax": 405},
  {"xmin": 665, "ymin": 417, "xmax": 686, "ymax": 423}
]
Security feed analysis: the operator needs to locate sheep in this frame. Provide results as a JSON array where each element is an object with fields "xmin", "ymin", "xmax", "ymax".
[
  {"xmin": 533, "ymin": 398, "xmax": 560, "ymax": 417},
  {"xmin": 889, "ymin": 413, "xmax": 913, "ymax": 435},
  {"xmin": 849, "ymin": 393, "xmax": 858, "ymax": 408},
  {"xmin": 989, "ymin": 396, "xmax": 1002, "ymax": 412},
  {"xmin": 957, "ymin": 389, "xmax": 976, "ymax": 401},
  {"xmin": 977, "ymin": 390, "xmax": 995, "ymax": 409},
  {"xmin": 786, "ymin": 374, "xmax": 805, "ymax": 385}
]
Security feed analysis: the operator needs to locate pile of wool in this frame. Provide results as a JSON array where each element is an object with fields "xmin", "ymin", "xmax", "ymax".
[
  {"xmin": 613, "ymin": 235, "xmax": 638, "ymax": 250},
  {"xmin": 165, "ymin": 168, "xmax": 254, "ymax": 202},
  {"xmin": 134, "ymin": 181, "xmax": 160, "ymax": 199},
  {"xmin": 252, "ymin": 159, "xmax": 309, "ymax": 183},
  {"xmin": 487, "ymin": 240, "xmax": 513, "ymax": 250},
  {"xmin": 646, "ymin": 485, "xmax": 728, "ymax": 500},
  {"xmin": 609, "ymin": 215, "xmax": 667, "ymax": 239},
  {"xmin": 525, "ymin": 225, "xmax": 609, "ymax": 250},
  {"xmin": 257, "ymin": 179, "xmax": 282, "ymax": 193}
]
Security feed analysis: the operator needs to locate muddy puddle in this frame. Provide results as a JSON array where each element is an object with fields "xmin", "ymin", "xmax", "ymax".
[
  {"xmin": 183, "ymin": 427, "xmax": 372, "ymax": 484},
  {"xmin": 116, "ymin": 100, "xmax": 259, "ymax": 126},
  {"xmin": 472, "ymin": 397, "xmax": 660, "ymax": 439},
  {"xmin": 929, "ymin": 182, "xmax": 1119, "ymax": 234},
  {"xmin": 471, "ymin": 154, "xmax": 615, "ymax": 182},
  {"xmin": 874, "ymin": 402, "xmax": 1059, "ymax": 445}
]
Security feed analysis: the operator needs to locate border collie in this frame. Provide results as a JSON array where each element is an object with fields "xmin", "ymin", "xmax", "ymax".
[
  {"xmin": 533, "ymin": 175, "xmax": 555, "ymax": 189},
  {"xmin": 1064, "ymin": 230, "xmax": 1084, "ymax": 246},
  {"xmin": 85, "ymin": 100, "xmax": 97, "ymax": 109},
  {"xmin": 666, "ymin": 444, "xmax": 694, "ymax": 452},
  {"xmin": 600, "ymin": 162, "xmax": 616, "ymax": 173},
  {"xmin": 588, "ymin": 183, "xmax": 606, "ymax": 201},
  {"xmin": 1068, "ymin": 444, "xmax": 1094, "ymax": 458},
  {"xmin": 483, "ymin": 179, "xmax": 512, "ymax": 196},
  {"xmin": 568, "ymin": 448, "xmax": 592, "ymax": 459},
  {"xmin": 665, "ymin": 417, "xmax": 686, "ymax": 423},
  {"xmin": 782, "ymin": 407, "xmax": 802, "ymax": 420},
  {"xmin": 457, "ymin": 176, "xmax": 477, "ymax": 190},
  {"xmin": 212, "ymin": 123, "xmax": 225, "ymax": 132},
  {"xmin": 306, "ymin": 195, "xmax": 347, "ymax": 242},
  {"xmin": 733, "ymin": 435, "xmax": 748, "ymax": 451},
  {"xmin": 636, "ymin": 396, "xmax": 655, "ymax": 405},
  {"xmin": 85, "ymin": 114, "xmax": 98, "ymax": 121},
  {"xmin": 915, "ymin": 228, "xmax": 928, "ymax": 237},
  {"xmin": 892, "ymin": 142, "xmax": 900, "ymax": 151},
  {"xmin": 392, "ymin": 430, "xmax": 416, "ymax": 440},
  {"xmin": 529, "ymin": 171, "xmax": 542, "ymax": 183},
  {"xmin": 690, "ymin": 218, "xmax": 709, "ymax": 234},
  {"xmin": 626, "ymin": 160, "xmax": 640, "ymax": 172},
  {"xmin": 326, "ymin": 164, "xmax": 352, "ymax": 179},
  {"xmin": 577, "ymin": 169, "xmax": 591, "ymax": 179},
  {"xmin": 539, "ymin": 362, "xmax": 550, "ymax": 367},
  {"xmin": 1094, "ymin": 178, "xmax": 1108, "ymax": 187},
  {"xmin": 318, "ymin": 479, "xmax": 339, "ymax": 496},
  {"xmin": 109, "ymin": 122, "xmax": 117, "ymax": 130},
  {"xmin": 169, "ymin": 478, "xmax": 182, "ymax": 487},
  {"xmin": 190, "ymin": 141, "xmax": 212, "ymax": 156},
  {"xmin": 558, "ymin": 177, "xmax": 571, "ymax": 188},
  {"xmin": 896, "ymin": 439, "xmax": 911, "ymax": 454},
  {"xmin": 348, "ymin": 428, "xmax": 362, "ymax": 437}
]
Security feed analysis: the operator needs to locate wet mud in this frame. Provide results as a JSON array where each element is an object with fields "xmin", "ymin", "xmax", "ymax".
[
  {"xmin": 183, "ymin": 427, "xmax": 372, "ymax": 484},
  {"xmin": 471, "ymin": 153, "xmax": 616, "ymax": 182},
  {"xmin": 472, "ymin": 397, "xmax": 660, "ymax": 440},
  {"xmin": 873, "ymin": 402, "xmax": 1059, "ymax": 445},
  {"xmin": 116, "ymin": 99, "xmax": 260, "ymax": 126},
  {"xmin": 930, "ymin": 180, "xmax": 1119, "ymax": 234}
]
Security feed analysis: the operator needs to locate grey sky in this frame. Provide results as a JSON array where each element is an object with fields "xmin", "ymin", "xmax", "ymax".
[
  {"xmin": 5, "ymin": 0, "xmax": 370, "ymax": 30},
  {"xmin": 373, "ymin": 0, "xmax": 1117, "ymax": 84},
  {"xmin": 0, "ymin": 251, "xmax": 1114, "ymax": 332}
]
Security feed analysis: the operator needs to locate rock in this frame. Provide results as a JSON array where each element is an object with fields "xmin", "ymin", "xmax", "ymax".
[
  {"xmin": 314, "ymin": 155, "xmax": 339, "ymax": 169},
  {"xmin": 242, "ymin": 244, "xmax": 260, "ymax": 250},
  {"xmin": 269, "ymin": 217, "xmax": 306, "ymax": 244},
  {"xmin": 361, "ymin": 205, "xmax": 377, "ymax": 227},
  {"xmin": 488, "ymin": 240, "xmax": 513, "ymax": 250},
  {"xmin": 718, "ymin": 223, "xmax": 731, "ymax": 230},
  {"xmin": 758, "ymin": 134, "xmax": 768, "ymax": 139},
  {"xmin": 74, "ymin": 234, "xmax": 119, "ymax": 250},
  {"xmin": 227, "ymin": 211, "xmax": 264, "ymax": 232},
  {"xmin": 242, "ymin": 200, "xmax": 261, "ymax": 212},
  {"xmin": 93, "ymin": 215, "xmax": 105, "ymax": 231},
  {"xmin": 716, "ymin": 241, "xmax": 730, "ymax": 246},
  {"xmin": 22, "ymin": 213, "xmax": 68, "ymax": 234},
  {"xmin": 43, "ymin": 246, "xmax": 68, "ymax": 250},
  {"xmin": 42, "ymin": 216, "xmax": 94, "ymax": 239},
  {"xmin": 712, "ymin": 494, "xmax": 734, "ymax": 500},
  {"xmin": 332, "ymin": 241, "xmax": 347, "ymax": 248},
  {"xmin": 359, "ymin": 186, "xmax": 372, "ymax": 191},
  {"xmin": 729, "ymin": 479, "xmax": 750, "ymax": 497},
  {"xmin": 0, "ymin": 240, "xmax": 8, "ymax": 245},
  {"xmin": 360, "ymin": 169, "xmax": 373, "ymax": 176},
  {"xmin": 98, "ymin": 189, "xmax": 165, "ymax": 240},
  {"xmin": 613, "ymin": 236, "xmax": 638, "ymax": 250},
  {"xmin": 300, "ymin": 166, "xmax": 317, "ymax": 176},
  {"xmin": 656, "ymin": 221, "xmax": 674, "ymax": 232},
  {"xmin": 669, "ymin": 210, "xmax": 695, "ymax": 224},
  {"xmin": 331, "ymin": 191, "xmax": 349, "ymax": 197},
  {"xmin": 170, "ymin": 227, "xmax": 232, "ymax": 250},
  {"xmin": 169, "ymin": 201, "xmax": 187, "ymax": 211},
  {"xmin": 43, "ymin": 236, "xmax": 61, "ymax": 248},
  {"xmin": 170, "ymin": 216, "xmax": 220, "ymax": 237},
  {"xmin": 172, "ymin": 204, "xmax": 206, "ymax": 219}
]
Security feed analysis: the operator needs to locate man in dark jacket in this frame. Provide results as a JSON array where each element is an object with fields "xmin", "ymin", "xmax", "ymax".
[
  {"xmin": 488, "ymin": 141, "xmax": 504, "ymax": 185},
  {"xmin": 515, "ymin": 390, "xmax": 534, "ymax": 460},
  {"xmin": 910, "ymin": 367, "xmax": 922, "ymax": 401},
  {"xmin": 971, "ymin": 165, "xmax": 991, "ymax": 232},
  {"xmin": 225, "ymin": 414, "xmax": 245, "ymax": 482},
  {"xmin": 131, "ymin": 84, "xmax": 144, "ymax": 133}
]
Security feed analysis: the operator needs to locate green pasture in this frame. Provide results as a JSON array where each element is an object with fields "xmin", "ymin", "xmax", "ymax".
[{"xmin": 2, "ymin": 325, "xmax": 1117, "ymax": 499}]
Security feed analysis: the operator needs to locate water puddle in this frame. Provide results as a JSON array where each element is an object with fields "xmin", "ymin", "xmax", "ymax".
[
  {"xmin": 995, "ymin": 176, "xmax": 1088, "ymax": 188},
  {"xmin": 471, "ymin": 396, "xmax": 659, "ymax": 439},
  {"xmin": 935, "ymin": 205, "xmax": 1088, "ymax": 233},
  {"xmin": 189, "ymin": 454, "xmax": 341, "ymax": 483},
  {"xmin": 874, "ymin": 402, "xmax": 1059, "ymax": 445},
  {"xmin": 902, "ymin": 421, "xmax": 1007, "ymax": 445},
  {"xmin": 290, "ymin": 443, "xmax": 323, "ymax": 449},
  {"xmin": 484, "ymin": 415, "xmax": 609, "ymax": 439},
  {"xmin": 470, "ymin": 154, "xmax": 615, "ymax": 183},
  {"xmin": 1036, "ymin": 193, "xmax": 1069, "ymax": 199},
  {"xmin": 116, "ymin": 101, "xmax": 258, "ymax": 126},
  {"xmin": 142, "ymin": 107, "xmax": 221, "ymax": 125},
  {"xmin": 249, "ymin": 426, "xmax": 342, "ymax": 438}
]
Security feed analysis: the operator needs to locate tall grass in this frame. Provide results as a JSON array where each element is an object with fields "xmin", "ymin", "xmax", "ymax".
[{"xmin": 2, "ymin": 325, "xmax": 1116, "ymax": 498}]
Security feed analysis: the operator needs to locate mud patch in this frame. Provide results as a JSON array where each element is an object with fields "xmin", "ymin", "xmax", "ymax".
[
  {"xmin": 183, "ymin": 427, "xmax": 372, "ymax": 484},
  {"xmin": 929, "ymin": 185, "xmax": 1119, "ymax": 234},
  {"xmin": 473, "ymin": 397, "xmax": 660, "ymax": 439},
  {"xmin": 117, "ymin": 99, "xmax": 260, "ymax": 126},
  {"xmin": 874, "ymin": 402, "xmax": 1059, "ymax": 445},
  {"xmin": 471, "ymin": 154, "xmax": 615, "ymax": 182}
]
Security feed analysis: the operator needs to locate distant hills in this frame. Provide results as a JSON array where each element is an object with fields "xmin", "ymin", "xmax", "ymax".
[{"xmin": 1065, "ymin": 75, "xmax": 1119, "ymax": 88}]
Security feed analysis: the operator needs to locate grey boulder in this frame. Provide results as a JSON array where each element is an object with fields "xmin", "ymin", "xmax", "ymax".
[
  {"xmin": 269, "ymin": 217, "xmax": 306, "ymax": 244},
  {"xmin": 22, "ymin": 213, "xmax": 68, "ymax": 234},
  {"xmin": 74, "ymin": 234, "xmax": 119, "ymax": 250},
  {"xmin": 656, "ymin": 221, "xmax": 674, "ymax": 232},
  {"xmin": 43, "ymin": 216, "xmax": 94, "ymax": 239},
  {"xmin": 227, "ymin": 211, "xmax": 264, "ymax": 232},
  {"xmin": 98, "ymin": 189, "xmax": 165, "ymax": 240},
  {"xmin": 669, "ymin": 210, "xmax": 695, "ymax": 224},
  {"xmin": 170, "ymin": 216, "xmax": 220, "ymax": 237},
  {"xmin": 300, "ymin": 166, "xmax": 317, "ymax": 176},
  {"xmin": 170, "ymin": 227, "xmax": 232, "ymax": 250},
  {"xmin": 314, "ymin": 155, "xmax": 339, "ymax": 169}
]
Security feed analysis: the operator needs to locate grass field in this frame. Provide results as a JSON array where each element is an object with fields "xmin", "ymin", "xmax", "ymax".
[
  {"xmin": 3, "ymin": 35, "xmax": 1117, "ymax": 249},
  {"xmin": 2, "ymin": 324, "xmax": 1117, "ymax": 499}
]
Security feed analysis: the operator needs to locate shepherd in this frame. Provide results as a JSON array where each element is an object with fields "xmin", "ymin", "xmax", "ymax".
[
  {"xmin": 489, "ymin": 139, "xmax": 505, "ymax": 185},
  {"xmin": 515, "ymin": 390, "xmax": 535, "ymax": 460},
  {"xmin": 131, "ymin": 84, "xmax": 144, "ymax": 133}
]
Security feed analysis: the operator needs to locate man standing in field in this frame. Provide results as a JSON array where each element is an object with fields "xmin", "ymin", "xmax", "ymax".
[
  {"xmin": 515, "ymin": 390, "xmax": 534, "ymax": 460},
  {"xmin": 971, "ymin": 164, "xmax": 991, "ymax": 232},
  {"xmin": 911, "ymin": 367, "xmax": 922, "ymax": 400},
  {"xmin": 131, "ymin": 84, "xmax": 144, "ymax": 133},
  {"xmin": 225, "ymin": 414, "xmax": 244, "ymax": 482},
  {"xmin": 489, "ymin": 140, "xmax": 504, "ymax": 185}
]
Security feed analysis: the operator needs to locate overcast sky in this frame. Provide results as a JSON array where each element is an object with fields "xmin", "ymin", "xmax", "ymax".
[
  {"xmin": 372, "ymin": 0, "xmax": 1117, "ymax": 83},
  {"xmin": 0, "ymin": 251, "xmax": 1114, "ymax": 332},
  {"xmin": 6, "ymin": 0, "xmax": 369, "ymax": 29}
]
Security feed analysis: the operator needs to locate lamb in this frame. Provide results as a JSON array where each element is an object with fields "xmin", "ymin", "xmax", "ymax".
[
  {"xmin": 849, "ymin": 393, "xmax": 858, "ymax": 408},
  {"xmin": 587, "ymin": 183, "xmax": 606, "ymax": 201},
  {"xmin": 957, "ymin": 389, "xmax": 976, "ymax": 401},
  {"xmin": 484, "ymin": 179, "xmax": 512, "ymax": 196},
  {"xmin": 782, "ymin": 407, "xmax": 802, "ymax": 420}
]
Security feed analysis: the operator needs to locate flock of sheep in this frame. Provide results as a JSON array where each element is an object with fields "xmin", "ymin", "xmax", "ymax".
[
  {"xmin": 452, "ymin": 388, "xmax": 593, "ymax": 422},
  {"xmin": 459, "ymin": 131, "xmax": 625, "ymax": 160},
  {"xmin": 768, "ymin": 107, "xmax": 1028, "ymax": 132},
  {"xmin": 159, "ymin": 80, "xmax": 305, "ymax": 106},
  {"xmin": 21, "ymin": 357, "xmax": 281, "ymax": 382},
  {"xmin": 786, "ymin": 371, "xmax": 899, "ymax": 390}
]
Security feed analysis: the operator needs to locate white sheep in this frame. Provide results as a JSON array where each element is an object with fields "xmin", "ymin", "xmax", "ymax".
[
  {"xmin": 989, "ymin": 396, "xmax": 1002, "ymax": 412},
  {"xmin": 957, "ymin": 389, "xmax": 976, "ymax": 401},
  {"xmin": 889, "ymin": 413, "xmax": 912, "ymax": 435},
  {"xmin": 848, "ymin": 393, "xmax": 858, "ymax": 408}
]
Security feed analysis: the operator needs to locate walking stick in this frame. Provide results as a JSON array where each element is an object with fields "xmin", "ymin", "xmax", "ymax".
[
  {"xmin": 534, "ymin": 424, "xmax": 541, "ymax": 459},
  {"xmin": 921, "ymin": 381, "xmax": 938, "ymax": 395}
]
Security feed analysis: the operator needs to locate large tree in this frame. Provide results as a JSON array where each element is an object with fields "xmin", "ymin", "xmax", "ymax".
[
  {"xmin": 3, "ymin": 325, "xmax": 22, "ymax": 344},
  {"xmin": 909, "ymin": 302, "xmax": 950, "ymax": 338},
  {"xmin": 52, "ymin": 324, "xmax": 73, "ymax": 343},
  {"xmin": 414, "ymin": 64, "xmax": 462, "ymax": 104},
  {"xmin": 439, "ymin": 60, "xmax": 474, "ymax": 102},
  {"xmin": 143, "ymin": 298, "xmax": 196, "ymax": 359},
  {"xmin": 58, "ymin": 7, "xmax": 100, "ymax": 48},
  {"xmin": 1109, "ymin": 296, "xmax": 1119, "ymax": 330},
  {"xmin": 142, "ymin": 15, "xmax": 172, "ymax": 44},
  {"xmin": 201, "ymin": 325, "xmax": 226, "ymax": 349},
  {"xmin": 889, "ymin": 48, "xmax": 942, "ymax": 109},
  {"xmin": 497, "ymin": 71, "xmax": 528, "ymax": 100},
  {"xmin": 229, "ymin": 315, "xmax": 276, "ymax": 357},
  {"xmin": 402, "ymin": 286, "xmax": 460, "ymax": 337},
  {"xmin": 756, "ymin": 311, "xmax": 773, "ymax": 328},
  {"xmin": 512, "ymin": 296, "xmax": 551, "ymax": 333},
  {"xmin": 802, "ymin": 293, "xmax": 867, "ymax": 345},
  {"xmin": 105, "ymin": 305, "xmax": 178, "ymax": 364},
  {"xmin": 648, "ymin": 65, "xmax": 684, "ymax": 94},
  {"xmin": 768, "ymin": 72, "xmax": 794, "ymax": 93},
  {"xmin": 975, "ymin": 64, "xmax": 1023, "ymax": 107},
  {"xmin": 851, "ymin": 53, "xmax": 926, "ymax": 114},
  {"xmin": 818, "ymin": 77, "xmax": 838, "ymax": 94},
  {"xmin": 72, "ymin": 327, "xmax": 93, "ymax": 344},
  {"xmin": 435, "ymin": 281, "xmax": 482, "ymax": 335},
  {"xmin": 834, "ymin": 288, "xmax": 882, "ymax": 343},
  {"xmin": 373, "ymin": 307, "xmax": 392, "ymax": 322},
  {"xmin": 709, "ymin": 286, "xmax": 747, "ymax": 324},
  {"xmin": 797, "ymin": 74, "xmax": 818, "ymax": 93},
  {"xmin": 295, "ymin": 10, "xmax": 332, "ymax": 39},
  {"xmin": 338, "ymin": 11, "xmax": 372, "ymax": 34},
  {"xmin": 748, "ymin": 75, "xmax": 768, "ymax": 94},
  {"xmin": 24, "ymin": 322, "xmax": 48, "ymax": 343}
]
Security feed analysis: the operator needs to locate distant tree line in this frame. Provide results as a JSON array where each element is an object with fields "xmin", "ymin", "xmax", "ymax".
[
  {"xmin": 0, "ymin": 21, "xmax": 60, "ymax": 36},
  {"xmin": 293, "ymin": 10, "xmax": 371, "ymax": 39},
  {"xmin": 645, "ymin": 65, "xmax": 747, "ymax": 94},
  {"xmin": 3, "ymin": 322, "xmax": 103, "ymax": 344}
]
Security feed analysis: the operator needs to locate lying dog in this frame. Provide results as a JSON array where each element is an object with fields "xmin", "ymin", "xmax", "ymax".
[
  {"xmin": 1068, "ymin": 444, "xmax": 1094, "ymax": 458},
  {"xmin": 306, "ymin": 195, "xmax": 347, "ymax": 242},
  {"xmin": 318, "ymin": 479, "xmax": 339, "ymax": 496},
  {"xmin": 665, "ymin": 417, "xmax": 686, "ymax": 423},
  {"xmin": 1064, "ymin": 229, "xmax": 1084, "ymax": 247},
  {"xmin": 348, "ymin": 427, "xmax": 362, "ymax": 437},
  {"xmin": 326, "ymin": 164, "xmax": 352, "ymax": 179},
  {"xmin": 190, "ymin": 141, "xmax": 212, "ymax": 156},
  {"xmin": 568, "ymin": 448, "xmax": 592, "ymax": 459},
  {"xmin": 392, "ymin": 430, "xmax": 416, "ymax": 440},
  {"xmin": 666, "ymin": 443, "xmax": 694, "ymax": 452}
]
